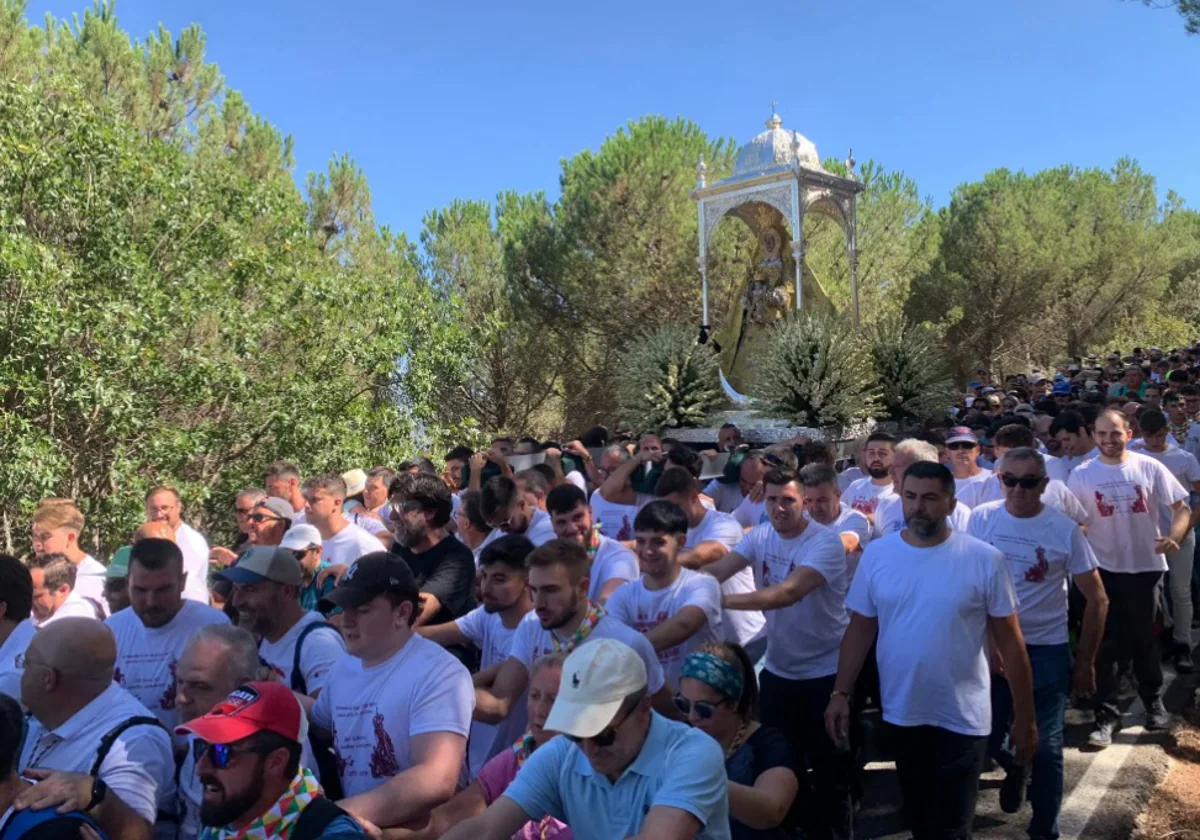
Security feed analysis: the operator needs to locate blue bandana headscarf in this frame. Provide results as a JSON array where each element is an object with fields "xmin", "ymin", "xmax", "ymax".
[{"xmin": 680, "ymin": 651, "xmax": 744, "ymax": 700}]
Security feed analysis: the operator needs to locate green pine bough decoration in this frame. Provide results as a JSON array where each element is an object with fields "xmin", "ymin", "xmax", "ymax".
[
  {"xmin": 618, "ymin": 324, "xmax": 725, "ymax": 431},
  {"xmin": 866, "ymin": 313, "xmax": 956, "ymax": 424},
  {"xmin": 750, "ymin": 312, "xmax": 881, "ymax": 429}
]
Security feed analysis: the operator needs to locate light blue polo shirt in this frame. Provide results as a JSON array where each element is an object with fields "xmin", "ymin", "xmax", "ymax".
[{"xmin": 503, "ymin": 712, "xmax": 731, "ymax": 840}]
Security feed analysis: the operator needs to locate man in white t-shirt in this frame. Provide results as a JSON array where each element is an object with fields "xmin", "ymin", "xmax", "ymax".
[
  {"xmin": 174, "ymin": 624, "xmax": 263, "ymax": 840},
  {"xmin": 706, "ymin": 465, "xmax": 855, "ymax": 840},
  {"xmin": 266, "ymin": 460, "xmax": 308, "ymax": 524},
  {"xmin": 223, "ymin": 546, "xmax": 345, "ymax": 697},
  {"xmin": 841, "ymin": 432, "xmax": 896, "ymax": 525},
  {"xmin": 145, "ymin": 486, "xmax": 212, "ymax": 604},
  {"xmin": 310, "ymin": 551, "xmax": 473, "ymax": 829},
  {"xmin": 701, "ymin": 450, "xmax": 768, "ymax": 514},
  {"xmin": 947, "ymin": 426, "xmax": 994, "ymax": 500},
  {"xmin": 480, "ymin": 475, "xmax": 558, "ymax": 550},
  {"xmin": 1130, "ymin": 408, "xmax": 1200, "ymax": 674},
  {"xmin": 1051, "ymin": 410, "xmax": 1099, "ymax": 476},
  {"xmin": 418, "ymin": 535, "xmax": 536, "ymax": 776},
  {"xmin": 595, "ymin": 443, "xmax": 663, "ymax": 526},
  {"xmin": 1068, "ymin": 409, "xmax": 1190, "ymax": 744},
  {"xmin": 0, "ymin": 555, "xmax": 36, "ymax": 705},
  {"xmin": 18, "ymin": 617, "xmax": 177, "ymax": 839},
  {"xmin": 960, "ymin": 424, "xmax": 1090, "ymax": 525},
  {"xmin": 968, "ymin": 448, "xmax": 1108, "ymax": 835},
  {"xmin": 28, "ymin": 553, "xmax": 104, "ymax": 625},
  {"xmin": 657, "ymin": 471, "xmax": 766, "ymax": 655},
  {"xmin": 546, "ymin": 484, "xmax": 638, "ymax": 602},
  {"xmin": 302, "ymin": 474, "xmax": 387, "ymax": 566},
  {"xmin": 106, "ymin": 538, "xmax": 231, "ymax": 731},
  {"xmin": 31, "ymin": 498, "xmax": 108, "ymax": 615},
  {"xmin": 605, "ymin": 501, "xmax": 722, "ymax": 691},
  {"xmin": 874, "ymin": 439, "xmax": 973, "ymax": 536},
  {"xmin": 799, "ymin": 464, "xmax": 871, "ymax": 580},
  {"xmin": 475, "ymin": 540, "xmax": 672, "ymax": 728},
  {"xmin": 826, "ymin": 461, "xmax": 1035, "ymax": 840},
  {"xmin": 588, "ymin": 445, "xmax": 644, "ymax": 540}
]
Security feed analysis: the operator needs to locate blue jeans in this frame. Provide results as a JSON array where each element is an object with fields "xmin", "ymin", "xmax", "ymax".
[{"xmin": 989, "ymin": 643, "xmax": 1071, "ymax": 839}]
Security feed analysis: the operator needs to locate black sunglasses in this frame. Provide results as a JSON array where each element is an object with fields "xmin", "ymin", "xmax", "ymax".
[
  {"xmin": 248, "ymin": 513, "xmax": 282, "ymax": 524},
  {"xmin": 672, "ymin": 694, "xmax": 729, "ymax": 720},
  {"xmin": 1000, "ymin": 474, "xmax": 1043, "ymax": 489},
  {"xmin": 565, "ymin": 702, "xmax": 637, "ymax": 748},
  {"xmin": 947, "ymin": 442, "xmax": 977, "ymax": 451},
  {"xmin": 202, "ymin": 742, "xmax": 255, "ymax": 770}
]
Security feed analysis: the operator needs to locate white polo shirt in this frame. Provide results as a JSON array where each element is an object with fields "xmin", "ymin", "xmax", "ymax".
[
  {"xmin": 0, "ymin": 619, "xmax": 36, "ymax": 705},
  {"xmin": 19, "ymin": 683, "xmax": 176, "ymax": 828},
  {"xmin": 74, "ymin": 555, "xmax": 109, "ymax": 616},
  {"xmin": 37, "ymin": 589, "xmax": 104, "ymax": 626},
  {"xmin": 588, "ymin": 536, "xmax": 639, "ymax": 600}
]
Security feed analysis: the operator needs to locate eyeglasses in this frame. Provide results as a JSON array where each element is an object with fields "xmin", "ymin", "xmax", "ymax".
[
  {"xmin": 565, "ymin": 701, "xmax": 637, "ymax": 748},
  {"xmin": 1000, "ymin": 474, "xmax": 1043, "ymax": 489},
  {"xmin": 947, "ymin": 442, "xmax": 977, "ymax": 451},
  {"xmin": 672, "ymin": 694, "xmax": 729, "ymax": 720},
  {"xmin": 485, "ymin": 508, "xmax": 517, "ymax": 531},
  {"xmin": 248, "ymin": 513, "xmax": 282, "ymax": 524}
]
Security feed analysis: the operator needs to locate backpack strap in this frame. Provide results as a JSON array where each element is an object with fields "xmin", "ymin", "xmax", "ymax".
[
  {"xmin": 81, "ymin": 597, "xmax": 107, "ymax": 621},
  {"xmin": 89, "ymin": 716, "xmax": 168, "ymax": 777},
  {"xmin": 289, "ymin": 797, "xmax": 349, "ymax": 840},
  {"xmin": 0, "ymin": 808, "xmax": 105, "ymax": 840},
  {"xmin": 290, "ymin": 621, "xmax": 338, "ymax": 695}
]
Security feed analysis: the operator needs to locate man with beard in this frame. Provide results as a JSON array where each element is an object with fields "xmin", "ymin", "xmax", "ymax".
[
  {"xmin": 208, "ymin": 497, "xmax": 294, "ymax": 569},
  {"xmin": 826, "ymin": 462, "xmax": 1035, "ymax": 840},
  {"xmin": 473, "ymin": 540, "xmax": 673, "ymax": 727},
  {"xmin": 841, "ymin": 432, "xmax": 896, "ymax": 526},
  {"xmin": 873, "ymin": 440, "xmax": 973, "ymax": 536},
  {"xmin": 443, "ymin": 446, "xmax": 474, "ymax": 495},
  {"xmin": 223, "ymin": 547, "xmax": 344, "ymax": 697},
  {"xmin": 388, "ymin": 472, "xmax": 476, "ymax": 626},
  {"xmin": 1068, "ymin": 410, "xmax": 1191, "ymax": 744},
  {"xmin": 546, "ymin": 484, "xmax": 638, "ymax": 603},
  {"xmin": 177, "ymin": 681, "xmax": 366, "ymax": 839},
  {"xmin": 418, "ymin": 536, "xmax": 536, "ymax": 776},
  {"xmin": 173, "ymin": 624, "xmax": 263, "ymax": 840},
  {"xmin": 16, "ymin": 618, "xmax": 177, "ymax": 840},
  {"xmin": 105, "ymin": 539, "xmax": 230, "ymax": 730}
]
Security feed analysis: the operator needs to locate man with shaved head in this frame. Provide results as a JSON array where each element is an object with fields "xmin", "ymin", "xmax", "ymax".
[
  {"xmin": 1068, "ymin": 409, "xmax": 1191, "ymax": 746},
  {"xmin": 16, "ymin": 617, "xmax": 176, "ymax": 840}
]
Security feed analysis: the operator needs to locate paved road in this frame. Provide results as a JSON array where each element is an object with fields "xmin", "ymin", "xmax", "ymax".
[{"xmin": 850, "ymin": 664, "xmax": 1194, "ymax": 840}]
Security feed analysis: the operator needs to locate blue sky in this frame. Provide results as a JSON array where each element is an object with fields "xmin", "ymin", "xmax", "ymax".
[{"xmin": 27, "ymin": 0, "xmax": 1200, "ymax": 240}]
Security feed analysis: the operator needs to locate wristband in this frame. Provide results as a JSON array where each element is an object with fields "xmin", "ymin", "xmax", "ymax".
[
  {"xmin": 86, "ymin": 777, "xmax": 108, "ymax": 812},
  {"xmin": 830, "ymin": 689, "xmax": 851, "ymax": 700}
]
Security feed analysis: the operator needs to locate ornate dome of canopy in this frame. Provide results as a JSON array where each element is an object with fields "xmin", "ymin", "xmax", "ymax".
[{"xmin": 731, "ymin": 111, "xmax": 822, "ymax": 179}]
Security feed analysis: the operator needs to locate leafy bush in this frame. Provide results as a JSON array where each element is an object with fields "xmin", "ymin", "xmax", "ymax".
[
  {"xmin": 749, "ymin": 312, "xmax": 880, "ymax": 428},
  {"xmin": 867, "ymin": 313, "xmax": 956, "ymax": 422},
  {"xmin": 618, "ymin": 324, "xmax": 725, "ymax": 431}
]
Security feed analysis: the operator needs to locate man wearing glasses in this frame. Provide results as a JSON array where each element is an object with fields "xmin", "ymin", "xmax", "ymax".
[
  {"xmin": 968, "ymin": 448, "xmax": 1108, "ymax": 837},
  {"xmin": 480, "ymin": 475, "xmax": 557, "ymax": 550},
  {"xmin": 176, "ymin": 681, "xmax": 366, "ymax": 838},
  {"xmin": 280, "ymin": 523, "xmax": 336, "ymax": 613},
  {"xmin": 959, "ymin": 425, "xmax": 1089, "ymax": 525},
  {"xmin": 442, "ymin": 639, "xmax": 731, "ymax": 840},
  {"xmin": 946, "ymin": 427, "xmax": 992, "ymax": 499}
]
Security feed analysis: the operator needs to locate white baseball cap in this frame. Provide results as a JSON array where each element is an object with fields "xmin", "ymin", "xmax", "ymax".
[
  {"xmin": 279, "ymin": 523, "xmax": 323, "ymax": 552},
  {"xmin": 545, "ymin": 639, "xmax": 647, "ymax": 739}
]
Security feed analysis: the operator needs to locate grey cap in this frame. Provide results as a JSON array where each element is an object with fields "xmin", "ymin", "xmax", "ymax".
[
  {"xmin": 256, "ymin": 497, "xmax": 295, "ymax": 522},
  {"xmin": 218, "ymin": 545, "xmax": 302, "ymax": 586}
]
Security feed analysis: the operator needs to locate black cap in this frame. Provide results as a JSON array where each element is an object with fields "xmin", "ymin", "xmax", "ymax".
[{"xmin": 318, "ymin": 551, "xmax": 418, "ymax": 612}]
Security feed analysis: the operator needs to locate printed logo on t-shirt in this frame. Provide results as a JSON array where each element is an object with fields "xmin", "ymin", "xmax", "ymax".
[
  {"xmin": 616, "ymin": 515, "xmax": 633, "ymax": 542},
  {"xmin": 113, "ymin": 666, "xmax": 125, "ymax": 685},
  {"xmin": 160, "ymin": 659, "xmax": 179, "ymax": 710},
  {"xmin": 369, "ymin": 713, "xmax": 399, "ymax": 778},
  {"xmin": 1024, "ymin": 547, "xmax": 1049, "ymax": 583},
  {"xmin": 1093, "ymin": 485, "xmax": 1150, "ymax": 518},
  {"xmin": 850, "ymin": 498, "xmax": 878, "ymax": 516}
]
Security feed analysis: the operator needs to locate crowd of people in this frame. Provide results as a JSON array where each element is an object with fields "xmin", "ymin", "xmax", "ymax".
[{"xmin": 1, "ymin": 342, "xmax": 1199, "ymax": 840}]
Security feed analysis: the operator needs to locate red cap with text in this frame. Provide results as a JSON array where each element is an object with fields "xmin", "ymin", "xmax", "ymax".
[{"xmin": 175, "ymin": 681, "xmax": 307, "ymax": 745}]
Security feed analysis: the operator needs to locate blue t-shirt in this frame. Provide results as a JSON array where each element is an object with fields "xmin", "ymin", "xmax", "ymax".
[{"xmin": 503, "ymin": 712, "xmax": 731, "ymax": 840}]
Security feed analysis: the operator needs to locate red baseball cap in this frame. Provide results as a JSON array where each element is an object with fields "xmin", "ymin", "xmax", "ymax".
[{"xmin": 175, "ymin": 681, "xmax": 307, "ymax": 745}]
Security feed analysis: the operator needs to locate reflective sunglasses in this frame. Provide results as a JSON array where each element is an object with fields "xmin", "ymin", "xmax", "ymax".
[
  {"xmin": 1000, "ymin": 473, "xmax": 1042, "ymax": 489},
  {"xmin": 565, "ymin": 703, "xmax": 636, "ymax": 748},
  {"xmin": 203, "ymin": 743, "xmax": 248, "ymax": 770},
  {"xmin": 672, "ymin": 694, "xmax": 729, "ymax": 720}
]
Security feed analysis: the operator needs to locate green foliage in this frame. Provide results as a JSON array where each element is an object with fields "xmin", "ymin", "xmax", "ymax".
[
  {"xmin": 750, "ymin": 313, "xmax": 880, "ymax": 429},
  {"xmin": 617, "ymin": 325, "xmax": 725, "ymax": 432},
  {"xmin": 1136, "ymin": 0, "xmax": 1200, "ymax": 35},
  {"xmin": 866, "ymin": 314, "xmax": 956, "ymax": 423}
]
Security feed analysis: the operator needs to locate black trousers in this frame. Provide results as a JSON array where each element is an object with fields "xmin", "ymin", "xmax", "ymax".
[
  {"xmin": 760, "ymin": 669, "xmax": 854, "ymax": 840},
  {"xmin": 1094, "ymin": 569, "xmax": 1163, "ymax": 722},
  {"xmin": 889, "ymin": 723, "xmax": 987, "ymax": 840}
]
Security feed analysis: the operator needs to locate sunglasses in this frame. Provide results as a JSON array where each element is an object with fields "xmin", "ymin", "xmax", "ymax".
[
  {"xmin": 565, "ymin": 702, "xmax": 636, "ymax": 748},
  {"xmin": 672, "ymin": 694, "xmax": 729, "ymax": 720},
  {"xmin": 248, "ymin": 513, "xmax": 282, "ymax": 524},
  {"xmin": 1000, "ymin": 474, "xmax": 1043, "ymax": 489},
  {"xmin": 234, "ymin": 507, "xmax": 255, "ymax": 516},
  {"xmin": 947, "ymin": 442, "xmax": 977, "ymax": 451},
  {"xmin": 202, "ymin": 742, "xmax": 253, "ymax": 770}
]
